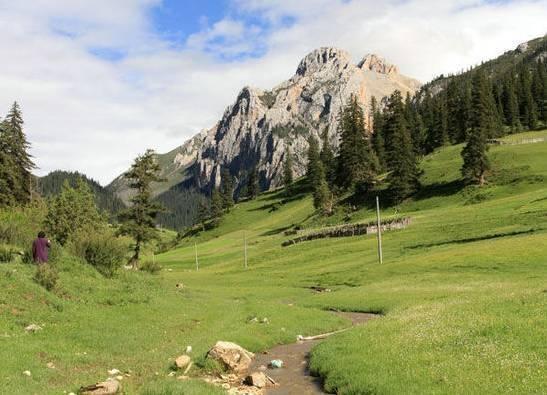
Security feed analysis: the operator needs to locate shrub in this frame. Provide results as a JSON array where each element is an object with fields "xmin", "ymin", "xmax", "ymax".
[
  {"xmin": 34, "ymin": 264, "xmax": 58, "ymax": 291},
  {"xmin": 140, "ymin": 259, "xmax": 162, "ymax": 274},
  {"xmin": 0, "ymin": 245, "xmax": 14, "ymax": 263},
  {"xmin": 71, "ymin": 231, "xmax": 127, "ymax": 278},
  {"xmin": 0, "ymin": 203, "xmax": 47, "ymax": 247}
]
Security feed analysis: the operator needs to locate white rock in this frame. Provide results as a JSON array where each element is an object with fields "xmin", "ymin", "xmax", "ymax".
[
  {"xmin": 25, "ymin": 324, "xmax": 42, "ymax": 332},
  {"xmin": 174, "ymin": 355, "xmax": 191, "ymax": 369},
  {"xmin": 23, "ymin": 370, "xmax": 31, "ymax": 377}
]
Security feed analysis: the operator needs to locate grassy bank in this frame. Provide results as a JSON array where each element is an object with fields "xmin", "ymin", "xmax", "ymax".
[{"xmin": 1, "ymin": 130, "xmax": 546, "ymax": 394}]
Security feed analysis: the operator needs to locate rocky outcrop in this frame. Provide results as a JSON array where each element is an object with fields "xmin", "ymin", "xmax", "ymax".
[{"xmin": 110, "ymin": 47, "xmax": 421, "ymax": 199}]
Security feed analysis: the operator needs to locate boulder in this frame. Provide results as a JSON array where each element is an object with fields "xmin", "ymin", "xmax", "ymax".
[
  {"xmin": 245, "ymin": 372, "xmax": 268, "ymax": 388},
  {"xmin": 174, "ymin": 355, "xmax": 191, "ymax": 369},
  {"xmin": 207, "ymin": 341, "xmax": 254, "ymax": 373},
  {"xmin": 80, "ymin": 379, "xmax": 120, "ymax": 395}
]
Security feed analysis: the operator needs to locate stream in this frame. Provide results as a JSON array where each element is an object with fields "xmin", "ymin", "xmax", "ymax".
[{"xmin": 248, "ymin": 312, "xmax": 377, "ymax": 394}]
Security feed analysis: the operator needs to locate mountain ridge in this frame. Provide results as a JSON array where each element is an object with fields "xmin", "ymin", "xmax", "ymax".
[{"xmin": 108, "ymin": 47, "xmax": 421, "ymax": 205}]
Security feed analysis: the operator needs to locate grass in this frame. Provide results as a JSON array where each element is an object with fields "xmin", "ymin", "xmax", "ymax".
[{"xmin": 1, "ymin": 130, "xmax": 546, "ymax": 394}]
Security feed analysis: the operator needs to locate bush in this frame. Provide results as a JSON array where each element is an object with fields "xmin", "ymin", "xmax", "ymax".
[
  {"xmin": 71, "ymin": 231, "xmax": 127, "ymax": 277},
  {"xmin": 0, "ymin": 203, "xmax": 47, "ymax": 247},
  {"xmin": 140, "ymin": 259, "xmax": 162, "ymax": 274},
  {"xmin": 0, "ymin": 245, "xmax": 14, "ymax": 263},
  {"xmin": 34, "ymin": 264, "xmax": 58, "ymax": 291}
]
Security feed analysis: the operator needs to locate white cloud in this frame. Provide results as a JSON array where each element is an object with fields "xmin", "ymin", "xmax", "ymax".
[{"xmin": 0, "ymin": 0, "xmax": 545, "ymax": 184}]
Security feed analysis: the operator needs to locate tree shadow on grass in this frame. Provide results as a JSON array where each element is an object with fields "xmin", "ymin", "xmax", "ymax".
[
  {"xmin": 406, "ymin": 228, "xmax": 537, "ymax": 250},
  {"xmin": 412, "ymin": 180, "xmax": 465, "ymax": 202},
  {"xmin": 260, "ymin": 224, "xmax": 294, "ymax": 236}
]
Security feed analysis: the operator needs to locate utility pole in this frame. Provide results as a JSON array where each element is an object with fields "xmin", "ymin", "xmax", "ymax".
[
  {"xmin": 244, "ymin": 231, "xmax": 248, "ymax": 270},
  {"xmin": 194, "ymin": 242, "xmax": 199, "ymax": 271},
  {"xmin": 376, "ymin": 196, "xmax": 383, "ymax": 264}
]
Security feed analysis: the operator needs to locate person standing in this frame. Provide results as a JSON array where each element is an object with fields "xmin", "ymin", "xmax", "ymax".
[{"xmin": 32, "ymin": 231, "xmax": 50, "ymax": 264}]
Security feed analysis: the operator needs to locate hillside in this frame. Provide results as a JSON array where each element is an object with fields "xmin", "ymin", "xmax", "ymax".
[
  {"xmin": 2, "ymin": 130, "xmax": 546, "ymax": 394},
  {"xmin": 37, "ymin": 170, "xmax": 126, "ymax": 218}
]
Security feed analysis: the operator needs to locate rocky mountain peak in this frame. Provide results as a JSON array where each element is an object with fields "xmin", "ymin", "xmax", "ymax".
[
  {"xmin": 110, "ymin": 47, "xmax": 421, "ymax": 205},
  {"xmin": 358, "ymin": 54, "xmax": 399, "ymax": 75},
  {"xmin": 295, "ymin": 47, "xmax": 352, "ymax": 77}
]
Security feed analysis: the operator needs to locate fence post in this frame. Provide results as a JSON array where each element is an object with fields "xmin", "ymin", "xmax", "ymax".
[
  {"xmin": 194, "ymin": 242, "xmax": 199, "ymax": 271},
  {"xmin": 376, "ymin": 196, "xmax": 383, "ymax": 264},
  {"xmin": 244, "ymin": 231, "xmax": 248, "ymax": 270}
]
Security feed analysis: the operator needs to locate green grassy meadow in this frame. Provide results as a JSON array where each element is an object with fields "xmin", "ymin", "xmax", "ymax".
[{"xmin": 1, "ymin": 130, "xmax": 546, "ymax": 394}]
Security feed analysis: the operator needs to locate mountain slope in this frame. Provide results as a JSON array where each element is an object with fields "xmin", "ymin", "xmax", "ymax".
[
  {"xmin": 38, "ymin": 170, "xmax": 126, "ymax": 217},
  {"xmin": 109, "ymin": 48, "xmax": 420, "ymax": 203}
]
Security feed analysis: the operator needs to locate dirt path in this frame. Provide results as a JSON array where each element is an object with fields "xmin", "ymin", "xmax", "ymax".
[{"xmin": 248, "ymin": 312, "xmax": 377, "ymax": 395}]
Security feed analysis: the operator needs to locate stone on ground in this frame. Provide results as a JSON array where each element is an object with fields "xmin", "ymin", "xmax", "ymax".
[
  {"xmin": 207, "ymin": 341, "xmax": 254, "ymax": 373},
  {"xmin": 24, "ymin": 324, "xmax": 42, "ymax": 332},
  {"xmin": 174, "ymin": 355, "xmax": 191, "ymax": 369},
  {"xmin": 80, "ymin": 379, "xmax": 120, "ymax": 395},
  {"xmin": 245, "ymin": 372, "xmax": 268, "ymax": 388}
]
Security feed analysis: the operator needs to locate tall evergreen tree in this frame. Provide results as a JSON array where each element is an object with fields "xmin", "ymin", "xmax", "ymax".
[
  {"xmin": 461, "ymin": 71, "xmax": 492, "ymax": 186},
  {"xmin": 210, "ymin": 188, "xmax": 224, "ymax": 226},
  {"xmin": 282, "ymin": 146, "xmax": 294, "ymax": 196},
  {"xmin": 246, "ymin": 167, "xmax": 259, "ymax": 199},
  {"xmin": 370, "ymin": 97, "xmax": 387, "ymax": 170},
  {"xmin": 197, "ymin": 199, "xmax": 210, "ymax": 231},
  {"xmin": 517, "ymin": 64, "xmax": 538, "ymax": 129},
  {"xmin": 336, "ymin": 95, "xmax": 378, "ymax": 191},
  {"xmin": 319, "ymin": 127, "xmax": 336, "ymax": 186},
  {"xmin": 118, "ymin": 149, "xmax": 165, "ymax": 267},
  {"xmin": 385, "ymin": 91, "xmax": 420, "ymax": 202},
  {"xmin": 532, "ymin": 60, "xmax": 546, "ymax": 123},
  {"xmin": 219, "ymin": 168, "xmax": 234, "ymax": 210},
  {"xmin": 502, "ymin": 70, "xmax": 521, "ymax": 132},
  {"xmin": 306, "ymin": 137, "xmax": 322, "ymax": 187},
  {"xmin": 2, "ymin": 102, "xmax": 35, "ymax": 204},
  {"xmin": 0, "ymin": 122, "xmax": 17, "ymax": 207}
]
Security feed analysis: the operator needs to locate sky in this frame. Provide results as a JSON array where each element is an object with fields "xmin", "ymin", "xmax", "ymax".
[{"xmin": 0, "ymin": 0, "xmax": 546, "ymax": 185}]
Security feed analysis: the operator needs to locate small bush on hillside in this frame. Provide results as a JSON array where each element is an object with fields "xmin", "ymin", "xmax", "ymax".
[
  {"xmin": 34, "ymin": 264, "xmax": 58, "ymax": 291},
  {"xmin": 140, "ymin": 259, "xmax": 162, "ymax": 274},
  {"xmin": 71, "ymin": 232, "xmax": 127, "ymax": 278},
  {"xmin": 0, "ymin": 245, "xmax": 14, "ymax": 263},
  {"xmin": 0, "ymin": 203, "xmax": 47, "ymax": 247}
]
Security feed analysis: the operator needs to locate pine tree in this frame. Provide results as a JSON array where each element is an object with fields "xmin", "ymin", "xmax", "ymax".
[
  {"xmin": 370, "ymin": 97, "xmax": 387, "ymax": 170},
  {"xmin": 385, "ymin": 91, "xmax": 420, "ymax": 202},
  {"xmin": 518, "ymin": 65, "xmax": 538, "ymax": 129},
  {"xmin": 502, "ymin": 70, "xmax": 521, "ymax": 132},
  {"xmin": 532, "ymin": 60, "xmax": 546, "ymax": 124},
  {"xmin": 2, "ymin": 102, "xmax": 35, "ymax": 204},
  {"xmin": 336, "ymin": 95, "xmax": 378, "ymax": 191},
  {"xmin": 219, "ymin": 168, "xmax": 234, "ymax": 211},
  {"xmin": 319, "ymin": 127, "xmax": 336, "ymax": 186},
  {"xmin": 461, "ymin": 71, "xmax": 492, "ymax": 186},
  {"xmin": 282, "ymin": 146, "xmax": 294, "ymax": 196},
  {"xmin": 197, "ymin": 198, "xmax": 210, "ymax": 231},
  {"xmin": 306, "ymin": 136, "xmax": 322, "ymax": 187},
  {"xmin": 210, "ymin": 188, "xmax": 224, "ymax": 226},
  {"xmin": 314, "ymin": 172, "xmax": 333, "ymax": 216},
  {"xmin": 246, "ymin": 167, "xmax": 259, "ymax": 199},
  {"xmin": 0, "ymin": 122, "xmax": 17, "ymax": 207},
  {"xmin": 118, "ymin": 149, "xmax": 165, "ymax": 267}
]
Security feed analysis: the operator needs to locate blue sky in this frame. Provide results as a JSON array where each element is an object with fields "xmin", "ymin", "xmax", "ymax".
[
  {"xmin": 1, "ymin": 0, "xmax": 546, "ymax": 184},
  {"xmin": 151, "ymin": 0, "xmax": 231, "ymax": 43}
]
